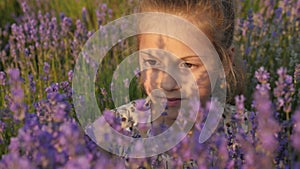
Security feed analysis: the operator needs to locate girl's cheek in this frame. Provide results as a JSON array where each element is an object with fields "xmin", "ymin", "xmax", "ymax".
[
  {"xmin": 146, "ymin": 70, "xmax": 160, "ymax": 87},
  {"xmin": 194, "ymin": 70, "xmax": 211, "ymax": 100},
  {"xmin": 140, "ymin": 70, "xmax": 157, "ymax": 93}
]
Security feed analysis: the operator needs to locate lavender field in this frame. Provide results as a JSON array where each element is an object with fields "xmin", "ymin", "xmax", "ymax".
[{"xmin": 0, "ymin": 0, "xmax": 300, "ymax": 168}]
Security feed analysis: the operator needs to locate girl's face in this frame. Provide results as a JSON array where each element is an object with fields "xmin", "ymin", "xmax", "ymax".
[{"xmin": 139, "ymin": 34, "xmax": 211, "ymax": 123}]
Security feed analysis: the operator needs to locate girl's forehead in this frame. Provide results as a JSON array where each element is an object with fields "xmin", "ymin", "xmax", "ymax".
[{"xmin": 139, "ymin": 34, "xmax": 198, "ymax": 58}]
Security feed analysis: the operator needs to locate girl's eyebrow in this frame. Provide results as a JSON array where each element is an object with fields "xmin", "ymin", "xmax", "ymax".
[
  {"xmin": 140, "ymin": 51, "xmax": 201, "ymax": 62},
  {"xmin": 140, "ymin": 51, "xmax": 156, "ymax": 57},
  {"xmin": 139, "ymin": 51, "xmax": 162, "ymax": 59},
  {"xmin": 181, "ymin": 55, "xmax": 199, "ymax": 59},
  {"xmin": 181, "ymin": 55, "xmax": 202, "ymax": 61}
]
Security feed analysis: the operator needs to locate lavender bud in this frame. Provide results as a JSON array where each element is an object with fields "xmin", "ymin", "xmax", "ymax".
[
  {"xmin": 28, "ymin": 74, "xmax": 36, "ymax": 93},
  {"xmin": 101, "ymin": 3, "xmax": 107, "ymax": 11},
  {"xmin": 123, "ymin": 78, "xmax": 129, "ymax": 88},
  {"xmin": 82, "ymin": 7, "xmax": 87, "ymax": 22},
  {"xmin": 255, "ymin": 67, "xmax": 270, "ymax": 84},
  {"xmin": 235, "ymin": 95, "xmax": 245, "ymax": 116},
  {"xmin": 292, "ymin": 109, "xmax": 300, "ymax": 153},
  {"xmin": 21, "ymin": 2, "xmax": 29, "ymax": 14},
  {"xmin": 60, "ymin": 12, "xmax": 65, "ymax": 20},
  {"xmin": 43, "ymin": 62, "xmax": 50, "ymax": 74},
  {"xmin": 0, "ymin": 71, "xmax": 6, "ymax": 85},
  {"xmin": 8, "ymin": 68, "xmax": 20, "ymax": 82},
  {"xmin": 68, "ymin": 70, "xmax": 73, "ymax": 82}
]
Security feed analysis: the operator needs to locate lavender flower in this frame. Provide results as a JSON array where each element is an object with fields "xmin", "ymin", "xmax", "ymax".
[
  {"xmin": 254, "ymin": 67, "xmax": 272, "ymax": 99},
  {"xmin": 59, "ymin": 12, "xmax": 65, "ymax": 20},
  {"xmin": 8, "ymin": 69, "xmax": 20, "ymax": 82},
  {"xmin": 81, "ymin": 7, "xmax": 87, "ymax": 23},
  {"xmin": 28, "ymin": 74, "xmax": 36, "ymax": 93},
  {"xmin": 0, "ymin": 152, "xmax": 36, "ymax": 169},
  {"xmin": 0, "ymin": 71, "xmax": 6, "ymax": 85},
  {"xmin": 291, "ymin": 109, "xmax": 300, "ymax": 152},
  {"xmin": 61, "ymin": 17, "xmax": 72, "ymax": 35},
  {"xmin": 68, "ymin": 70, "xmax": 73, "ymax": 82},
  {"xmin": 62, "ymin": 155, "xmax": 91, "ymax": 169},
  {"xmin": 247, "ymin": 9, "xmax": 255, "ymax": 30},
  {"xmin": 294, "ymin": 64, "xmax": 300, "ymax": 84},
  {"xmin": 0, "ymin": 120, "xmax": 5, "ymax": 144},
  {"xmin": 8, "ymin": 69, "xmax": 26, "ymax": 121},
  {"xmin": 274, "ymin": 67, "xmax": 295, "ymax": 114},
  {"xmin": 45, "ymin": 83, "xmax": 59, "ymax": 95},
  {"xmin": 255, "ymin": 67, "xmax": 270, "ymax": 84},
  {"xmin": 123, "ymin": 78, "xmax": 130, "ymax": 88},
  {"xmin": 0, "ymin": 120, "xmax": 5, "ymax": 133},
  {"xmin": 21, "ymin": 2, "xmax": 30, "ymax": 16},
  {"xmin": 108, "ymin": 9, "xmax": 113, "ymax": 19},
  {"xmin": 133, "ymin": 67, "xmax": 140, "ymax": 78},
  {"xmin": 275, "ymin": 7, "xmax": 283, "ymax": 19},
  {"xmin": 254, "ymin": 84, "xmax": 281, "ymax": 157},
  {"xmin": 43, "ymin": 62, "xmax": 50, "ymax": 74},
  {"xmin": 235, "ymin": 95, "xmax": 245, "ymax": 116},
  {"xmin": 101, "ymin": 3, "xmax": 107, "ymax": 11},
  {"xmin": 75, "ymin": 19, "xmax": 84, "ymax": 40}
]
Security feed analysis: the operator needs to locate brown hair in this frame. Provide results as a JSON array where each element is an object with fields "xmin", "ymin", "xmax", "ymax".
[{"xmin": 137, "ymin": 0, "xmax": 245, "ymax": 104}]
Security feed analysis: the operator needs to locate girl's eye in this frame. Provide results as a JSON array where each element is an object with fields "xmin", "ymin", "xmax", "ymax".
[
  {"xmin": 143, "ymin": 59, "xmax": 160, "ymax": 67},
  {"xmin": 180, "ymin": 62, "xmax": 197, "ymax": 69},
  {"xmin": 145, "ymin": 59, "xmax": 157, "ymax": 65}
]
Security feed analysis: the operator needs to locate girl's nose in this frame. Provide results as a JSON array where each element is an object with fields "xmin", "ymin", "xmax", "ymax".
[{"xmin": 160, "ymin": 71, "xmax": 181, "ymax": 91}]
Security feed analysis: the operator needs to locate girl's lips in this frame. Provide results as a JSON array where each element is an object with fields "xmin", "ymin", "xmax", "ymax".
[
  {"xmin": 166, "ymin": 98, "xmax": 181, "ymax": 107},
  {"xmin": 152, "ymin": 96, "xmax": 184, "ymax": 107},
  {"xmin": 167, "ymin": 98, "xmax": 181, "ymax": 101}
]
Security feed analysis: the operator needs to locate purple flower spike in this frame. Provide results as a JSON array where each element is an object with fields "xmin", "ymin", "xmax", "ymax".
[
  {"xmin": 68, "ymin": 70, "xmax": 73, "ymax": 82},
  {"xmin": 123, "ymin": 78, "xmax": 129, "ymax": 88},
  {"xmin": 0, "ymin": 71, "xmax": 6, "ymax": 85},
  {"xmin": 134, "ymin": 98, "xmax": 151, "ymax": 111},
  {"xmin": 0, "ymin": 120, "xmax": 5, "ymax": 133},
  {"xmin": 8, "ymin": 68, "xmax": 20, "ymax": 82},
  {"xmin": 295, "ymin": 64, "xmax": 300, "ymax": 80},
  {"xmin": 0, "ymin": 120, "xmax": 5, "ymax": 144},
  {"xmin": 7, "ymin": 68, "xmax": 26, "ymax": 121},
  {"xmin": 134, "ymin": 67, "xmax": 140, "ymax": 77},
  {"xmin": 101, "ymin": 3, "xmax": 107, "ymax": 11},
  {"xmin": 28, "ymin": 74, "xmax": 36, "ymax": 93},
  {"xmin": 21, "ymin": 2, "xmax": 29, "ymax": 14},
  {"xmin": 275, "ymin": 7, "xmax": 283, "ymax": 19},
  {"xmin": 43, "ymin": 62, "xmax": 50, "ymax": 74},
  {"xmin": 235, "ymin": 95, "xmax": 245, "ymax": 115},
  {"xmin": 82, "ymin": 7, "xmax": 87, "ymax": 22},
  {"xmin": 291, "ymin": 109, "xmax": 300, "ymax": 152},
  {"xmin": 255, "ymin": 67, "xmax": 270, "ymax": 84},
  {"xmin": 0, "ymin": 152, "xmax": 36, "ymax": 169},
  {"xmin": 254, "ymin": 87, "xmax": 280, "ymax": 156},
  {"xmin": 274, "ymin": 67, "xmax": 295, "ymax": 113}
]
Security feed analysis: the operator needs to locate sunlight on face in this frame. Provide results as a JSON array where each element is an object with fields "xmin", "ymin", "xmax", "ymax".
[{"xmin": 139, "ymin": 34, "xmax": 211, "ymax": 125}]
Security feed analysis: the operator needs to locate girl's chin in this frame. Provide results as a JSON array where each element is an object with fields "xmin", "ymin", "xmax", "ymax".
[{"xmin": 153, "ymin": 115, "xmax": 177, "ymax": 126}]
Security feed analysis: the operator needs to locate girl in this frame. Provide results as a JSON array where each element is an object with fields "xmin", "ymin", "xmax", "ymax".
[{"xmin": 90, "ymin": 0, "xmax": 250, "ymax": 168}]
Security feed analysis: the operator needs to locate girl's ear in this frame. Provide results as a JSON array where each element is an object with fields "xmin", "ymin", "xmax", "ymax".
[{"xmin": 227, "ymin": 45, "xmax": 235, "ymax": 63}]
